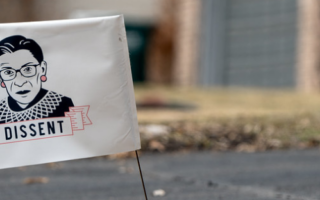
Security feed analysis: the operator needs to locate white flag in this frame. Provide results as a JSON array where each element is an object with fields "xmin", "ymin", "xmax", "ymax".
[{"xmin": 0, "ymin": 15, "xmax": 140, "ymax": 169}]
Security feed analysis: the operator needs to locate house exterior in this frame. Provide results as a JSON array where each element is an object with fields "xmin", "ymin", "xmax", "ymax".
[
  {"xmin": 1, "ymin": 0, "xmax": 320, "ymax": 92},
  {"xmin": 199, "ymin": 0, "xmax": 320, "ymax": 92},
  {"xmin": 147, "ymin": 0, "xmax": 320, "ymax": 92}
]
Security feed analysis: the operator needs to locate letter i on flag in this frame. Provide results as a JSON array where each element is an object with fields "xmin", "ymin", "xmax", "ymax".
[{"xmin": 0, "ymin": 15, "xmax": 140, "ymax": 169}]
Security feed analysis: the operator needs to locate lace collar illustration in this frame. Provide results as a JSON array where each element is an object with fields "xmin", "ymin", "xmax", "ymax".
[{"xmin": 0, "ymin": 35, "xmax": 91, "ymax": 131}]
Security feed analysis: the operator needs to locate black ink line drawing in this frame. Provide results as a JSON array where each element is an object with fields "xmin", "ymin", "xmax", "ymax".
[{"xmin": 0, "ymin": 35, "xmax": 74, "ymax": 123}]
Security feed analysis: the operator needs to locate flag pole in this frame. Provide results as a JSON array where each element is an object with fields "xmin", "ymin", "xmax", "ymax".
[{"xmin": 135, "ymin": 150, "xmax": 148, "ymax": 200}]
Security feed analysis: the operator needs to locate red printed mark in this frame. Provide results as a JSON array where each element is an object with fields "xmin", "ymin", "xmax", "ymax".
[{"xmin": 65, "ymin": 105, "xmax": 92, "ymax": 131}]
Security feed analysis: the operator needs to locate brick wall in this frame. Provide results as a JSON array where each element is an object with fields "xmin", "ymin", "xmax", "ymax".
[
  {"xmin": 0, "ymin": 0, "xmax": 35, "ymax": 23},
  {"xmin": 145, "ymin": 0, "xmax": 202, "ymax": 86},
  {"xmin": 172, "ymin": 0, "xmax": 201, "ymax": 86},
  {"xmin": 145, "ymin": 0, "xmax": 176, "ymax": 84},
  {"xmin": 32, "ymin": 0, "xmax": 159, "ymax": 22},
  {"xmin": 296, "ymin": 0, "xmax": 320, "ymax": 92}
]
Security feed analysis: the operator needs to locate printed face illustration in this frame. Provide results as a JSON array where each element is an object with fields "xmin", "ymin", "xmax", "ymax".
[{"xmin": 0, "ymin": 49, "xmax": 47, "ymax": 105}]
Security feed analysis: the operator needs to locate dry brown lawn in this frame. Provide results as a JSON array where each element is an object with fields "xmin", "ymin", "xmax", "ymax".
[
  {"xmin": 135, "ymin": 85, "xmax": 320, "ymax": 122},
  {"xmin": 134, "ymin": 85, "xmax": 320, "ymax": 152}
]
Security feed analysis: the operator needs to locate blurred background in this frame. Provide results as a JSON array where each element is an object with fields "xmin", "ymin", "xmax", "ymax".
[
  {"xmin": 2, "ymin": 0, "xmax": 320, "ymax": 166},
  {"xmin": 1, "ymin": 0, "xmax": 314, "ymax": 89},
  {"xmin": 1, "ymin": 0, "xmax": 320, "ymax": 157},
  {"xmin": 2, "ymin": 1, "xmax": 320, "ymax": 199}
]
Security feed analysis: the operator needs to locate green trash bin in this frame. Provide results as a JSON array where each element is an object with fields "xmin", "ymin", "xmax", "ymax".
[{"xmin": 125, "ymin": 23, "xmax": 151, "ymax": 82}]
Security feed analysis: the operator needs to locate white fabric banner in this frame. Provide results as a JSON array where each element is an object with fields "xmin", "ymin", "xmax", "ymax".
[{"xmin": 0, "ymin": 15, "xmax": 140, "ymax": 169}]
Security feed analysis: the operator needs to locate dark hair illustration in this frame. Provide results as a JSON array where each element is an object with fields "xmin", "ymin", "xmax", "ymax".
[
  {"xmin": 0, "ymin": 35, "xmax": 74, "ymax": 124},
  {"xmin": 0, "ymin": 35, "xmax": 43, "ymax": 63}
]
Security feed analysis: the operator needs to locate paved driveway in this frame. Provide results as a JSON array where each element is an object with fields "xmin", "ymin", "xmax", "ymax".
[{"xmin": 0, "ymin": 149, "xmax": 319, "ymax": 200}]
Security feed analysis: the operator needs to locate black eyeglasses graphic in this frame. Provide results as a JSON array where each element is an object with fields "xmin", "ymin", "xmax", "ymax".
[{"xmin": 0, "ymin": 65, "xmax": 38, "ymax": 81}]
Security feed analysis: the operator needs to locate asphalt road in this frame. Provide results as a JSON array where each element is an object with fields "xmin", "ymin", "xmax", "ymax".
[{"xmin": 0, "ymin": 149, "xmax": 320, "ymax": 200}]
